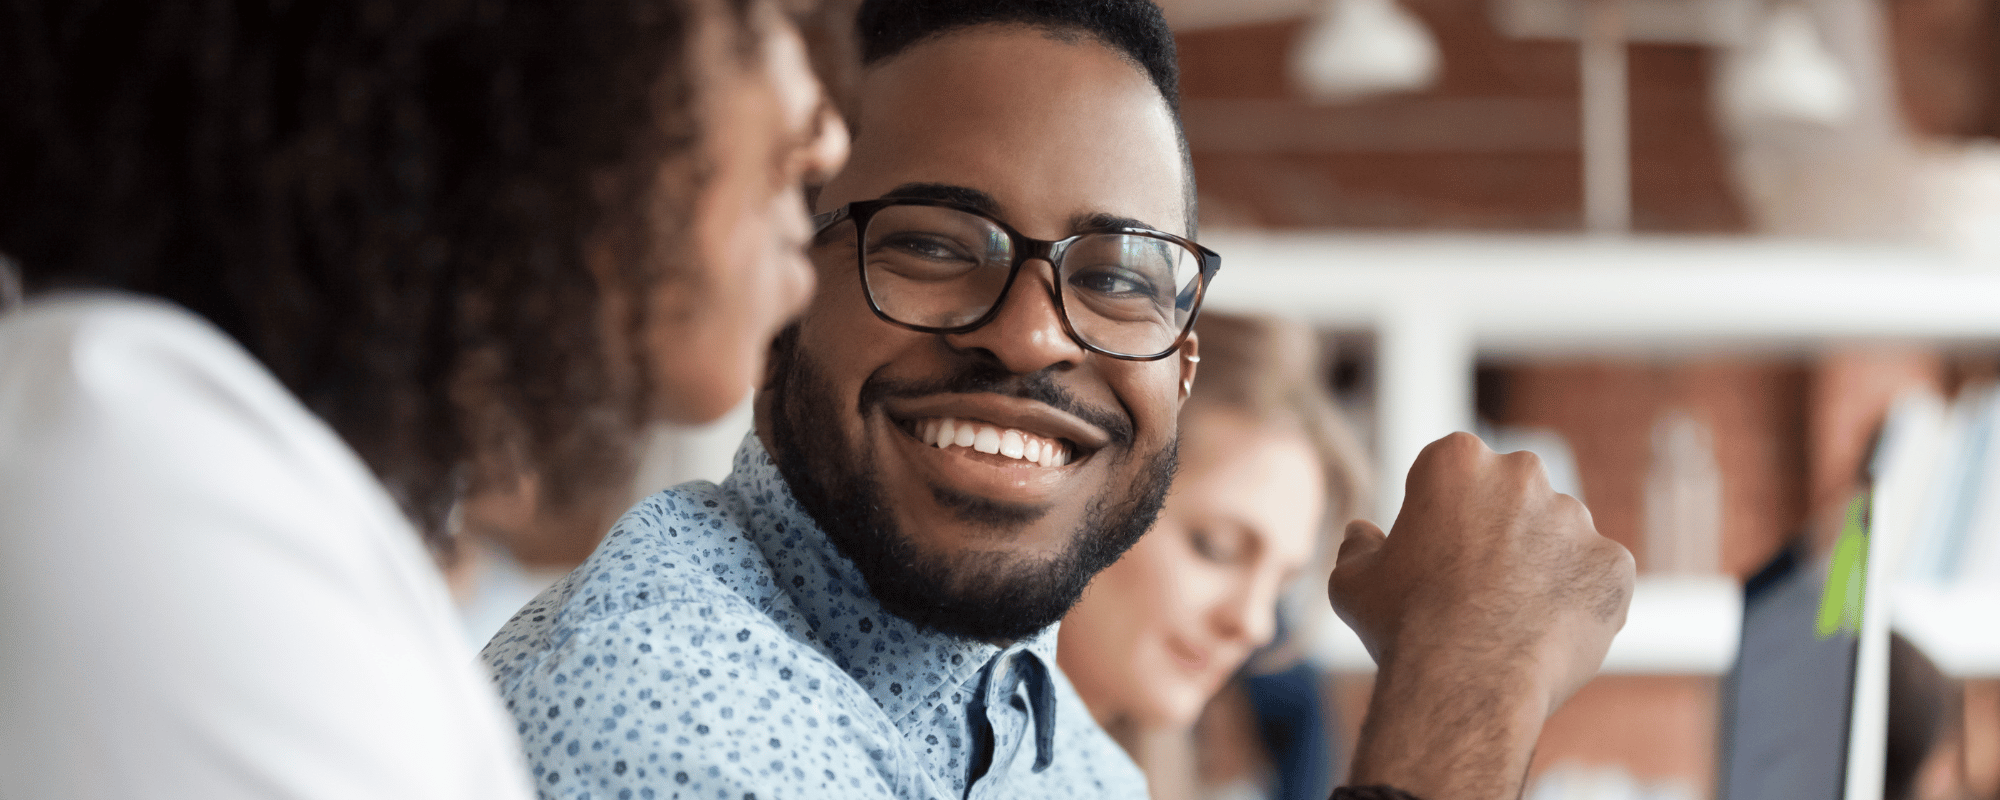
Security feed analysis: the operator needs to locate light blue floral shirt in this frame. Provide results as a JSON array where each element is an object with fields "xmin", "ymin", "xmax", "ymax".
[{"xmin": 483, "ymin": 434, "xmax": 1147, "ymax": 800}]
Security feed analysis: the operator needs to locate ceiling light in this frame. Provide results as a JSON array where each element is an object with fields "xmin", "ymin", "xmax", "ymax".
[
  {"xmin": 1291, "ymin": 0, "xmax": 1442, "ymax": 101},
  {"xmin": 1724, "ymin": 3, "xmax": 1856, "ymax": 126}
]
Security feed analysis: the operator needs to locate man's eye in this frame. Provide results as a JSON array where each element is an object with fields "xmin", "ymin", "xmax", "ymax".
[
  {"xmin": 875, "ymin": 232, "xmax": 976, "ymax": 262},
  {"xmin": 1067, "ymin": 266, "xmax": 1160, "ymax": 299}
]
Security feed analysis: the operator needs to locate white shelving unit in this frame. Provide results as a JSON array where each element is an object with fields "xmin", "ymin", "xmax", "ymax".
[
  {"xmin": 1308, "ymin": 575, "xmax": 1744, "ymax": 674},
  {"xmin": 1893, "ymin": 585, "xmax": 2000, "ymax": 677},
  {"xmin": 1201, "ymin": 231, "xmax": 2000, "ymax": 675}
]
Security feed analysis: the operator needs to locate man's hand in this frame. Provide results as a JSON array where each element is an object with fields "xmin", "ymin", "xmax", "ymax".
[{"xmin": 1330, "ymin": 432, "xmax": 1635, "ymax": 800}]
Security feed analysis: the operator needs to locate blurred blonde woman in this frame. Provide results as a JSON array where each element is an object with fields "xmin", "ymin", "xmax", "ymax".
[{"xmin": 1059, "ymin": 312, "xmax": 1371, "ymax": 800}]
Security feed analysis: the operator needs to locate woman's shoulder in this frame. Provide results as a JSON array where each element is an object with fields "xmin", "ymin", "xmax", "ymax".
[
  {"xmin": 0, "ymin": 292, "xmax": 304, "ymax": 446},
  {"xmin": 0, "ymin": 292, "xmax": 401, "ymax": 536},
  {"xmin": 0, "ymin": 288, "xmax": 455, "ymax": 607},
  {"xmin": 0, "ymin": 292, "xmax": 534, "ymax": 799},
  {"xmin": 2, "ymin": 291, "xmax": 247, "ymax": 370}
]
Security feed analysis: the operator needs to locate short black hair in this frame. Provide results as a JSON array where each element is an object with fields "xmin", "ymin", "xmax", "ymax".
[
  {"xmin": 852, "ymin": 0, "xmax": 1198, "ymax": 235},
  {"xmin": 0, "ymin": 0, "xmax": 757, "ymax": 553}
]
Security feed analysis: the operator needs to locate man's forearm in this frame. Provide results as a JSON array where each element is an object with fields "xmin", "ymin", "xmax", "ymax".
[{"xmin": 1343, "ymin": 651, "xmax": 1548, "ymax": 800}]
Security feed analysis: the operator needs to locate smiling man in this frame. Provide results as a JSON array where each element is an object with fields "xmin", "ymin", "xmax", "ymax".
[
  {"xmin": 485, "ymin": 2, "xmax": 1634, "ymax": 799},
  {"xmin": 758, "ymin": 5, "xmax": 1207, "ymax": 647},
  {"xmin": 484, "ymin": 4, "xmax": 1197, "ymax": 796}
]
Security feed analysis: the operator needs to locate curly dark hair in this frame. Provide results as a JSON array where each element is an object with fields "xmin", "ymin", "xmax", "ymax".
[
  {"xmin": 852, "ymin": 0, "xmax": 1196, "ymax": 234},
  {"xmin": 0, "ymin": 0, "xmax": 758, "ymax": 554}
]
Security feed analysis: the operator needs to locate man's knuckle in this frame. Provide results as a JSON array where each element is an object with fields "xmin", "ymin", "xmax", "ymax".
[
  {"xmin": 1609, "ymin": 541, "xmax": 1638, "ymax": 579},
  {"xmin": 1499, "ymin": 449, "xmax": 1550, "ymax": 487},
  {"xmin": 1422, "ymin": 431, "xmax": 1483, "ymax": 465},
  {"xmin": 1504, "ymin": 447, "xmax": 1544, "ymax": 468},
  {"xmin": 1596, "ymin": 551, "xmax": 1638, "ymax": 621},
  {"xmin": 1553, "ymin": 493, "xmax": 1594, "ymax": 527},
  {"xmin": 1588, "ymin": 538, "xmax": 1636, "ymax": 581}
]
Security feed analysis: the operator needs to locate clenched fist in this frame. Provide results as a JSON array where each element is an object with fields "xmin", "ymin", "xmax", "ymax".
[{"xmin": 1331, "ymin": 432, "xmax": 1635, "ymax": 800}]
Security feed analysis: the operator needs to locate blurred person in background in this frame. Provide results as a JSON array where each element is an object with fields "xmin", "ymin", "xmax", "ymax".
[
  {"xmin": 1059, "ymin": 312, "xmax": 1371, "ymax": 800},
  {"xmin": 0, "ymin": 0, "xmax": 845, "ymax": 796}
]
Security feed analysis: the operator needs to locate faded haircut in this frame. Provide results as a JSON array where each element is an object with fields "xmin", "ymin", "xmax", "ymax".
[{"xmin": 852, "ymin": 0, "xmax": 1199, "ymax": 236}]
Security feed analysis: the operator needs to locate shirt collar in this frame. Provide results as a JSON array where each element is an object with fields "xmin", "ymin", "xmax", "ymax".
[{"xmin": 722, "ymin": 432, "xmax": 1062, "ymax": 746}]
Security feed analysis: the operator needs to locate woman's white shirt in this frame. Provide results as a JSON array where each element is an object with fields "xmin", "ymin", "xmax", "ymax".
[{"xmin": 0, "ymin": 294, "xmax": 533, "ymax": 799}]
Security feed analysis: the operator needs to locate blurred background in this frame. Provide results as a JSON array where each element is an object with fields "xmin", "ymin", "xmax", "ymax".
[
  {"xmin": 1159, "ymin": 1, "xmax": 2000, "ymax": 797},
  {"xmin": 455, "ymin": 1, "xmax": 2000, "ymax": 797}
]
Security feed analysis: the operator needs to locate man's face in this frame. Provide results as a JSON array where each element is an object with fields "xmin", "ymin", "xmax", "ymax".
[{"xmin": 758, "ymin": 25, "xmax": 1197, "ymax": 641}]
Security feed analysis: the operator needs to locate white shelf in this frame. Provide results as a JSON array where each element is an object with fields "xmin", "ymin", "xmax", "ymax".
[
  {"xmin": 1200, "ymin": 232, "xmax": 2000, "ymax": 349},
  {"xmin": 1201, "ymin": 232, "xmax": 2000, "ymax": 519},
  {"xmin": 1891, "ymin": 584, "xmax": 2000, "ymax": 678},
  {"xmin": 1305, "ymin": 573, "xmax": 2000, "ymax": 678},
  {"xmin": 1309, "ymin": 575, "xmax": 1743, "ymax": 674}
]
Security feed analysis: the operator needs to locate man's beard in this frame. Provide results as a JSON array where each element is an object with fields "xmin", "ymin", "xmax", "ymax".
[{"xmin": 762, "ymin": 326, "xmax": 1177, "ymax": 642}]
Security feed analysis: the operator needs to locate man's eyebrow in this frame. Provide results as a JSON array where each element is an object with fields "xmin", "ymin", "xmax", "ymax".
[
  {"xmin": 877, "ymin": 185, "xmax": 1168, "ymax": 236},
  {"xmin": 879, "ymin": 183, "xmax": 1004, "ymax": 216},
  {"xmin": 1072, "ymin": 211, "xmax": 1164, "ymax": 235}
]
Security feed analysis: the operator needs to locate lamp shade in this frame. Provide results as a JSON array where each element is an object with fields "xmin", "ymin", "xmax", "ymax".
[
  {"xmin": 1290, "ymin": 0, "xmax": 1441, "ymax": 101},
  {"xmin": 1725, "ymin": 3, "xmax": 1857, "ymax": 126}
]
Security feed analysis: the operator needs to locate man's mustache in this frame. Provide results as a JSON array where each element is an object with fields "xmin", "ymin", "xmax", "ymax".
[{"xmin": 857, "ymin": 359, "xmax": 1135, "ymax": 447}]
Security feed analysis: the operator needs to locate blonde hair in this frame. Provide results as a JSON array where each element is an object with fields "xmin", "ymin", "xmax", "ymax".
[{"xmin": 1185, "ymin": 311, "xmax": 1372, "ymax": 536}]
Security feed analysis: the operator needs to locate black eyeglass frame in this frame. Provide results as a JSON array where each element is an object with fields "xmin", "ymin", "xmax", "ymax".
[{"xmin": 811, "ymin": 197, "xmax": 1222, "ymax": 361}]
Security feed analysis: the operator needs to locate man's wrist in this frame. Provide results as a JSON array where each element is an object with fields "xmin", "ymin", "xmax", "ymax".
[
  {"xmin": 1347, "ymin": 647, "xmax": 1550, "ymax": 800},
  {"xmin": 1333, "ymin": 786, "xmax": 1428, "ymax": 800}
]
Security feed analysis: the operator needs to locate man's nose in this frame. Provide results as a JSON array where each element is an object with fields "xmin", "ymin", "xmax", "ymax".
[{"xmin": 942, "ymin": 260, "xmax": 1088, "ymax": 374}]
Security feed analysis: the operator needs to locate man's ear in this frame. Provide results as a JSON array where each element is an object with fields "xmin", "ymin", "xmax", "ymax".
[{"xmin": 1176, "ymin": 332, "xmax": 1200, "ymax": 404}]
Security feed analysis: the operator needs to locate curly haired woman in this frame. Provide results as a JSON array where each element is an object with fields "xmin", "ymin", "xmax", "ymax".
[{"xmin": 0, "ymin": 0, "xmax": 845, "ymax": 796}]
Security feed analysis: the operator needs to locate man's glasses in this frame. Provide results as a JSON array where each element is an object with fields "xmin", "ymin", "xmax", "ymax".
[{"xmin": 811, "ymin": 198, "xmax": 1221, "ymax": 361}]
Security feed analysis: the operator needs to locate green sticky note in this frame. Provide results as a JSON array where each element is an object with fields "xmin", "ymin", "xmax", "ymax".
[{"xmin": 1815, "ymin": 492, "xmax": 1870, "ymax": 640}]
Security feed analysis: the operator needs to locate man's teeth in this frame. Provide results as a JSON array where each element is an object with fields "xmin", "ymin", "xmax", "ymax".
[{"xmin": 919, "ymin": 417, "xmax": 1071, "ymax": 467}]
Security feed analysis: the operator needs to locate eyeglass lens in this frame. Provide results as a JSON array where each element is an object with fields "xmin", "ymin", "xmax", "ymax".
[{"xmin": 854, "ymin": 204, "xmax": 1202, "ymax": 357}]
